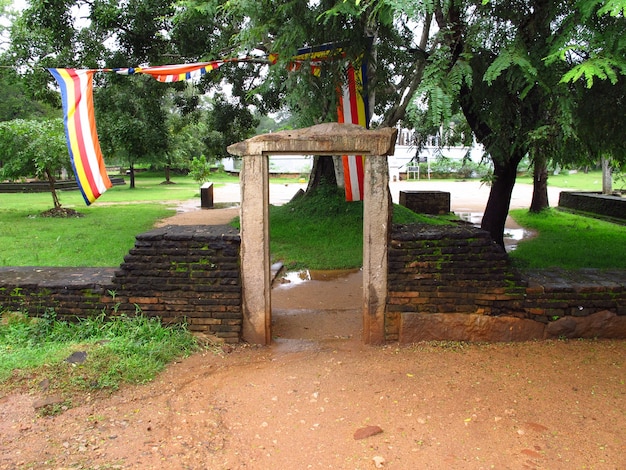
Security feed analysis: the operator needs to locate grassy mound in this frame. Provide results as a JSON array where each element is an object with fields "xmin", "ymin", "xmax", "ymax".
[{"xmin": 269, "ymin": 184, "xmax": 451, "ymax": 270}]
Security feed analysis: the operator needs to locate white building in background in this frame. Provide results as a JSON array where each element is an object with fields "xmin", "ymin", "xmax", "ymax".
[
  {"xmin": 221, "ymin": 154, "xmax": 313, "ymax": 175},
  {"xmin": 221, "ymin": 127, "xmax": 484, "ymax": 179}
]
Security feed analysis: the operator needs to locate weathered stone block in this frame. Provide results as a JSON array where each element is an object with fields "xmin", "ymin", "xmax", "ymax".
[
  {"xmin": 559, "ymin": 191, "xmax": 626, "ymax": 220},
  {"xmin": 399, "ymin": 312, "xmax": 546, "ymax": 342}
]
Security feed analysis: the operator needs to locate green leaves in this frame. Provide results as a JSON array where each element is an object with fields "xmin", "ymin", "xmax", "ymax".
[
  {"xmin": 560, "ymin": 57, "xmax": 623, "ymax": 88},
  {"xmin": 411, "ymin": 47, "xmax": 471, "ymax": 137},
  {"xmin": 483, "ymin": 47, "xmax": 538, "ymax": 87},
  {"xmin": 188, "ymin": 156, "xmax": 213, "ymax": 185},
  {"xmin": 597, "ymin": 0, "xmax": 626, "ymax": 17},
  {"xmin": 543, "ymin": 0, "xmax": 626, "ymax": 88},
  {"xmin": 0, "ymin": 119, "xmax": 67, "ymax": 182},
  {"xmin": 0, "ymin": 118, "xmax": 68, "ymax": 208}
]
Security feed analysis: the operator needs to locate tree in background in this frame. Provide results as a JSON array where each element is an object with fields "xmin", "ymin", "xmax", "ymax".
[
  {"xmin": 422, "ymin": 0, "xmax": 580, "ymax": 246},
  {"xmin": 0, "ymin": 68, "xmax": 58, "ymax": 121},
  {"xmin": 565, "ymin": 76, "xmax": 626, "ymax": 195},
  {"xmin": 0, "ymin": 119, "xmax": 70, "ymax": 211},
  {"xmin": 172, "ymin": 0, "xmax": 437, "ymax": 189},
  {"xmin": 399, "ymin": 0, "xmax": 624, "ymax": 246},
  {"xmin": 165, "ymin": 89, "xmax": 208, "ymax": 184},
  {"xmin": 203, "ymin": 93, "xmax": 259, "ymax": 160},
  {"xmin": 545, "ymin": 1, "xmax": 626, "ymax": 196},
  {"xmin": 95, "ymin": 74, "xmax": 170, "ymax": 189}
]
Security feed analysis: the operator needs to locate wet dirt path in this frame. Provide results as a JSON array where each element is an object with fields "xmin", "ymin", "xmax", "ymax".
[
  {"xmin": 2, "ymin": 183, "xmax": 624, "ymax": 469},
  {"xmin": 3, "ymin": 299, "xmax": 624, "ymax": 469}
]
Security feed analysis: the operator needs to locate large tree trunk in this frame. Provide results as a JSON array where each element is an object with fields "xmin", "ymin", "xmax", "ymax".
[
  {"xmin": 306, "ymin": 155, "xmax": 337, "ymax": 193},
  {"xmin": 530, "ymin": 150, "xmax": 549, "ymax": 213},
  {"xmin": 481, "ymin": 157, "xmax": 521, "ymax": 249},
  {"xmin": 129, "ymin": 163, "xmax": 136, "ymax": 189},
  {"xmin": 601, "ymin": 156, "xmax": 612, "ymax": 194},
  {"xmin": 164, "ymin": 165, "xmax": 171, "ymax": 184}
]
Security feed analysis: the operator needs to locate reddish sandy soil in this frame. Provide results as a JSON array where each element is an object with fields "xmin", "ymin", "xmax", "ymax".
[
  {"xmin": 2, "ymin": 183, "xmax": 625, "ymax": 469},
  {"xmin": 1, "ymin": 320, "xmax": 625, "ymax": 469}
]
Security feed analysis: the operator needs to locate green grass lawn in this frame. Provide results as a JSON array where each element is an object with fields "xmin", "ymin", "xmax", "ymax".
[
  {"xmin": 516, "ymin": 169, "xmax": 624, "ymax": 192},
  {"xmin": 0, "ymin": 202, "xmax": 175, "ymax": 266},
  {"xmin": 499, "ymin": 169, "xmax": 626, "ymax": 270},
  {"xmin": 0, "ymin": 172, "xmax": 219, "ymax": 266},
  {"xmin": 267, "ymin": 185, "xmax": 450, "ymax": 270},
  {"xmin": 0, "ymin": 311, "xmax": 199, "ymax": 406},
  {"xmin": 509, "ymin": 208, "xmax": 626, "ymax": 269}
]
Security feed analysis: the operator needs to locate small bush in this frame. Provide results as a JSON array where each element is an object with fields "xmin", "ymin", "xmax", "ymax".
[{"xmin": 414, "ymin": 157, "xmax": 491, "ymax": 179}]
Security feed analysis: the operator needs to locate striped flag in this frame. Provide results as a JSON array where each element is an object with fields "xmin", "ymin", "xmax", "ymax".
[
  {"xmin": 293, "ymin": 44, "xmax": 370, "ymax": 201},
  {"xmin": 48, "ymin": 62, "xmax": 224, "ymax": 205},
  {"xmin": 135, "ymin": 61, "xmax": 223, "ymax": 82},
  {"xmin": 337, "ymin": 62, "xmax": 369, "ymax": 201},
  {"xmin": 48, "ymin": 68, "xmax": 112, "ymax": 205}
]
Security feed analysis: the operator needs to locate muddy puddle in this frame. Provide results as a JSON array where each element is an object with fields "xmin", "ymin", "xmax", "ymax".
[
  {"xmin": 271, "ymin": 269, "xmax": 362, "ymax": 349},
  {"xmin": 276, "ymin": 268, "xmax": 362, "ymax": 287}
]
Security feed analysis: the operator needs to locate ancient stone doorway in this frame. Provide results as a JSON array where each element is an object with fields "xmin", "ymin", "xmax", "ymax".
[{"xmin": 227, "ymin": 123, "xmax": 397, "ymax": 345}]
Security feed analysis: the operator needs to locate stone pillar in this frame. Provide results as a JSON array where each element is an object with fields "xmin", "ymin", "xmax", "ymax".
[
  {"xmin": 362, "ymin": 155, "xmax": 390, "ymax": 344},
  {"xmin": 229, "ymin": 123, "xmax": 398, "ymax": 345},
  {"xmin": 240, "ymin": 155, "xmax": 271, "ymax": 344}
]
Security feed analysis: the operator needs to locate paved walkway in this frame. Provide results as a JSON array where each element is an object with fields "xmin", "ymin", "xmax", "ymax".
[{"xmin": 206, "ymin": 180, "xmax": 565, "ymax": 212}]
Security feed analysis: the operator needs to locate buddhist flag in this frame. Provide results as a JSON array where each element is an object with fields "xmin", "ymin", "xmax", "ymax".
[
  {"xmin": 135, "ymin": 61, "xmax": 223, "ymax": 82},
  {"xmin": 293, "ymin": 44, "xmax": 370, "ymax": 201},
  {"xmin": 337, "ymin": 62, "xmax": 369, "ymax": 202},
  {"xmin": 292, "ymin": 43, "xmax": 343, "ymax": 76},
  {"xmin": 48, "ymin": 62, "xmax": 226, "ymax": 205},
  {"xmin": 48, "ymin": 68, "xmax": 112, "ymax": 205}
]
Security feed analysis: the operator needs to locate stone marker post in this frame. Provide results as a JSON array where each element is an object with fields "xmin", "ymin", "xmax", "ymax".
[
  {"xmin": 239, "ymin": 155, "xmax": 271, "ymax": 344},
  {"xmin": 363, "ymin": 155, "xmax": 390, "ymax": 344}
]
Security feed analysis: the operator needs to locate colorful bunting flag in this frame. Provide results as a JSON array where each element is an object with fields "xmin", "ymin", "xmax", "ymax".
[
  {"xmin": 49, "ymin": 53, "xmax": 369, "ymax": 204},
  {"xmin": 48, "ymin": 68, "xmax": 112, "ymax": 205},
  {"xmin": 134, "ymin": 61, "xmax": 223, "ymax": 83}
]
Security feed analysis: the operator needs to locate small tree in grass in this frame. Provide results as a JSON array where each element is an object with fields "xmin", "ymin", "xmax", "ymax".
[
  {"xmin": 0, "ymin": 118, "xmax": 76, "ymax": 215},
  {"xmin": 188, "ymin": 155, "xmax": 213, "ymax": 186}
]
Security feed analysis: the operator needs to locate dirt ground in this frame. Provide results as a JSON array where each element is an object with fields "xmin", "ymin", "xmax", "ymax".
[{"xmin": 2, "ymin": 181, "xmax": 625, "ymax": 469}]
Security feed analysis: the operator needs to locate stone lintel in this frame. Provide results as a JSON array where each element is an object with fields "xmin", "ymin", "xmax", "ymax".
[{"xmin": 227, "ymin": 122, "xmax": 397, "ymax": 157}]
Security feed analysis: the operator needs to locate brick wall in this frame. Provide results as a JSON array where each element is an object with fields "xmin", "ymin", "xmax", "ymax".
[
  {"xmin": 0, "ymin": 267, "xmax": 115, "ymax": 318},
  {"xmin": 399, "ymin": 191, "xmax": 451, "ymax": 215},
  {"xmin": 388, "ymin": 223, "xmax": 626, "ymax": 342},
  {"xmin": 3, "ymin": 222, "xmax": 625, "ymax": 345},
  {"xmin": 559, "ymin": 191, "xmax": 626, "ymax": 221},
  {"xmin": 0, "ymin": 225, "xmax": 242, "ymax": 343}
]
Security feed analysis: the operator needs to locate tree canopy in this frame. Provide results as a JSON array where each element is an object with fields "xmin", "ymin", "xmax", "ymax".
[
  {"xmin": 0, "ymin": 118, "xmax": 68, "ymax": 208},
  {"xmin": 391, "ymin": 0, "xmax": 626, "ymax": 246},
  {"xmin": 0, "ymin": 68, "xmax": 58, "ymax": 121},
  {"xmin": 4, "ymin": 0, "xmax": 625, "ymax": 245}
]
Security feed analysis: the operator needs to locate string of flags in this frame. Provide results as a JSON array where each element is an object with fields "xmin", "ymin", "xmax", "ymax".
[{"xmin": 48, "ymin": 49, "xmax": 369, "ymax": 205}]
